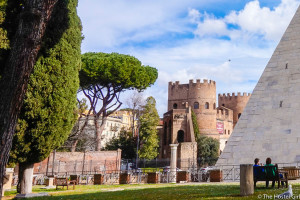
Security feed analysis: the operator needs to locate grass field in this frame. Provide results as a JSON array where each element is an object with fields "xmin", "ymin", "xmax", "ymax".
[{"xmin": 4, "ymin": 182, "xmax": 299, "ymax": 200}]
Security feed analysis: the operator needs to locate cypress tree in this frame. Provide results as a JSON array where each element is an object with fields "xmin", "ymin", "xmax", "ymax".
[
  {"xmin": 8, "ymin": 0, "xmax": 82, "ymax": 194},
  {"xmin": 191, "ymin": 109, "xmax": 200, "ymax": 141},
  {"xmin": 139, "ymin": 96, "xmax": 160, "ymax": 160}
]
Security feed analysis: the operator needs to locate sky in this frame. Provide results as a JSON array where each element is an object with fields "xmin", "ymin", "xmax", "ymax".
[{"xmin": 77, "ymin": 0, "xmax": 300, "ymax": 117}]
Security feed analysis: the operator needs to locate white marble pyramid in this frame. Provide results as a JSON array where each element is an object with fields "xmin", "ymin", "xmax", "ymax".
[{"xmin": 217, "ymin": 6, "xmax": 300, "ymax": 166}]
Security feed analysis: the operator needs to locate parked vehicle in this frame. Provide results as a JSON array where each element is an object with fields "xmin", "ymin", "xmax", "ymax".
[
  {"xmin": 162, "ymin": 166, "xmax": 182, "ymax": 173},
  {"xmin": 200, "ymin": 166, "xmax": 213, "ymax": 174},
  {"xmin": 134, "ymin": 168, "xmax": 143, "ymax": 173},
  {"xmin": 200, "ymin": 166, "xmax": 213, "ymax": 181},
  {"xmin": 121, "ymin": 162, "xmax": 134, "ymax": 171}
]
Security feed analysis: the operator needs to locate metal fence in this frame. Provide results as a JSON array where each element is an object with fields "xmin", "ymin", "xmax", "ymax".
[
  {"xmin": 218, "ymin": 165, "xmax": 240, "ymax": 182},
  {"xmin": 16, "ymin": 159, "xmax": 300, "ymax": 186}
]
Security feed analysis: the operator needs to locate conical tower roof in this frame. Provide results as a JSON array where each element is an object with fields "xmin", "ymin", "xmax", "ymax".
[{"xmin": 217, "ymin": 6, "xmax": 300, "ymax": 166}]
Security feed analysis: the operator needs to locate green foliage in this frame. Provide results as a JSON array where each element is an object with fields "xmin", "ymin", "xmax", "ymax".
[
  {"xmin": 0, "ymin": 0, "xmax": 9, "ymax": 50},
  {"xmin": 57, "ymin": 99, "xmax": 89, "ymax": 152},
  {"xmin": 197, "ymin": 135, "xmax": 219, "ymax": 166},
  {"xmin": 119, "ymin": 108, "xmax": 133, "ymax": 111},
  {"xmin": 79, "ymin": 52, "xmax": 157, "ymax": 151},
  {"xmin": 191, "ymin": 109, "xmax": 200, "ymax": 141},
  {"xmin": 80, "ymin": 52, "xmax": 158, "ymax": 91},
  {"xmin": 9, "ymin": 0, "xmax": 82, "ymax": 165},
  {"xmin": 103, "ymin": 128, "xmax": 137, "ymax": 159},
  {"xmin": 0, "ymin": 0, "xmax": 25, "ymax": 72},
  {"xmin": 138, "ymin": 96, "xmax": 160, "ymax": 160}
]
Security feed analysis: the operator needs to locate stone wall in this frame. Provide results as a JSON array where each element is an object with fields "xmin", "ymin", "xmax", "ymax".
[
  {"xmin": 216, "ymin": 107, "xmax": 234, "ymax": 152},
  {"xmin": 161, "ymin": 107, "xmax": 197, "ymax": 161},
  {"xmin": 33, "ymin": 150, "xmax": 121, "ymax": 175},
  {"xmin": 178, "ymin": 142, "xmax": 197, "ymax": 169}
]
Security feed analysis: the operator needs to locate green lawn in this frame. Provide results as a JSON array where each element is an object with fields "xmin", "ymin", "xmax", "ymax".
[{"xmin": 4, "ymin": 183, "xmax": 299, "ymax": 200}]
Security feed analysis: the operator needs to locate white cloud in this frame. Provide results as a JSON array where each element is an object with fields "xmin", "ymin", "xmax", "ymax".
[
  {"xmin": 194, "ymin": 12, "xmax": 228, "ymax": 37},
  {"xmin": 191, "ymin": 0, "xmax": 300, "ymax": 41},
  {"xmin": 226, "ymin": 0, "xmax": 299, "ymax": 40}
]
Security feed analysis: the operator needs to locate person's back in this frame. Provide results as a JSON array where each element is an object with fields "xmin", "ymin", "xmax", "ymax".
[
  {"xmin": 265, "ymin": 157, "xmax": 276, "ymax": 187},
  {"xmin": 253, "ymin": 158, "xmax": 264, "ymax": 178},
  {"xmin": 265, "ymin": 163, "xmax": 276, "ymax": 178}
]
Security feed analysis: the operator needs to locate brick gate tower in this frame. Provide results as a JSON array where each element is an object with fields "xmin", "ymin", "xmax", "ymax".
[
  {"xmin": 218, "ymin": 92, "xmax": 251, "ymax": 128},
  {"xmin": 168, "ymin": 79, "xmax": 219, "ymax": 139}
]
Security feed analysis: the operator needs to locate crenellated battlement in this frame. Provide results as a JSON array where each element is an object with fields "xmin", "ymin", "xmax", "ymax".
[
  {"xmin": 188, "ymin": 79, "xmax": 216, "ymax": 85},
  {"xmin": 218, "ymin": 92, "xmax": 251, "ymax": 98},
  {"xmin": 169, "ymin": 79, "xmax": 216, "ymax": 87},
  {"xmin": 168, "ymin": 81, "xmax": 189, "ymax": 90},
  {"xmin": 218, "ymin": 92, "xmax": 251, "ymax": 128},
  {"xmin": 216, "ymin": 108, "xmax": 233, "ymax": 121}
]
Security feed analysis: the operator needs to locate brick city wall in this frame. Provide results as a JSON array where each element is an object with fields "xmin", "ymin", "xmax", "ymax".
[{"xmin": 33, "ymin": 150, "xmax": 122, "ymax": 175}]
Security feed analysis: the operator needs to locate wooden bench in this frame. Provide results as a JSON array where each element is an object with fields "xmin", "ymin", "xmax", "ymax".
[
  {"xmin": 253, "ymin": 164, "xmax": 288, "ymax": 188},
  {"xmin": 282, "ymin": 167, "xmax": 300, "ymax": 180},
  {"xmin": 55, "ymin": 178, "xmax": 76, "ymax": 190}
]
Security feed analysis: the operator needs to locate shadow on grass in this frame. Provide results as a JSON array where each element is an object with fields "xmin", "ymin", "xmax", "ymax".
[{"xmin": 16, "ymin": 184, "xmax": 292, "ymax": 200}]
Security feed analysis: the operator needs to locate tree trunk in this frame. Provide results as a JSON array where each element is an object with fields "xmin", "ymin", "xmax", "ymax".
[
  {"xmin": 71, "ymin": 140, "xmax": 78, "ymax": 152},
  {"xmin": 0, "ymin": 1, "xmax": 58, "ymax": 198},
  {"xmin": 95, "ymin": 116, "xmax": 107, "ymax": 151},
  {"xmin": 240, "ymin": 164, "xmax": 254, "ymax": 196},
  {"xmin": 18, "ymin": 163, "xmax": 34, "ymax": 195},
  {"xmin": 132, "ymin": 113, "xmax": 135, "ymax": 137}
]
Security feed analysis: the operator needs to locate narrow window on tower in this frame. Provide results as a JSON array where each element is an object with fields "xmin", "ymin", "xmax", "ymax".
[
  {"xmin": 194, "ymin": 102, "xmax": 199, "ymax": 109},
  {"xmin": 173, "ymin": 103, "xmax": 178, "ymax": 109},
  {"xmin": 205, "ymin": 102, "xmax": 209, "ymax": 109}
]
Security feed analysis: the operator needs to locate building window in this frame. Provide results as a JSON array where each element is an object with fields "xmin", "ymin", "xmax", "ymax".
[
  {"xmin": 177, "ymin": 130, "xmax": 184, "ymax": 143},
  {"xmin": 228, "ymin": 130, "xmax": 231, "ymax": 135},
  {"xmin": 238, "ymin": 113, "xmax": 241, "ymax": 119},
  {"xmin": 222, "ymin": 104, "xmax": 225, "ymax": 106},
  {"xmin": 205, "ymin": 102, "xmax": 209, "ymax": 109},
  {"xmin": 194, "ymin": 102, "xmax": 199, "ymax": 109},
  {"xmin": 173, "ymin": 103, "xmax": 178, "ymax": 109},
  {"xmin": 213, "ymin": 103, "xmax": 216, "ymax": 109},
  {"xmin": 224, "ymin": 129, "xmax": 226, "ymax": 135}
]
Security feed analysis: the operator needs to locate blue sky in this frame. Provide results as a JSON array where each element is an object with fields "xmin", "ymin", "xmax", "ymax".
[{"xmin": 77, "ymin": 0, "xmax": 300, "ymax": 116}]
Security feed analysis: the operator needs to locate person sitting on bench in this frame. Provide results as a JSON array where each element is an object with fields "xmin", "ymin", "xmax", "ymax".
[
  {"xmin": 265, "ymin": 157, "xmax": 276, "ymax": 188},
  {"xmin": 253, "ymin": 158, "xmax": 264, "ymax": 179}
]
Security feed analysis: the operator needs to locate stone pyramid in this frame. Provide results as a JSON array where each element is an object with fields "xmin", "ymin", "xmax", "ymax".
[{"xmin": 217, "ymin": 6, "xmax": 300, "ymax": 166}]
